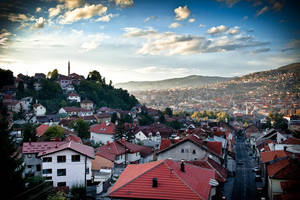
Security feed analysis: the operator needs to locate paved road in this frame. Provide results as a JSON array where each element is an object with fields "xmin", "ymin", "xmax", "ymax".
[{"xmin": 232, "ymin": 135, "xmax": 257, "ymax": 200}]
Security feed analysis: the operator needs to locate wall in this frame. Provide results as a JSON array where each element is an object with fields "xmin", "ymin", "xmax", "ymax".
[
  {"xmin": 90, "ymin": 132, "xmax": 113, "ymax": 144},
  {"xmin": 157, "ymin": 141, "xmax": 207, "ymax": 161},
  {"xmin": 41, "ymin": 149, "xmax": 92, "ymax": 188},
  {"xmin": 23, "ymin": 153, "xmax": 42, "ymax": 176}
]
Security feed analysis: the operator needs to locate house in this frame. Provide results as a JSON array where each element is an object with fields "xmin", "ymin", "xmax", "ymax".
[
  {"xmin": 65, "ymin": 84, "xmax": 75, "ymax": 92},
  {"xmin": 33, "ymin": 82, "xmax": 42, "ymax": 91},
  {"xmin": 36, "ymin": 114, "xmax": 60, "ymax": 125},
  {"xmin": 109, "ymin": 159, "xmax": 218, "ymax": 200},
  {"xmin": 89, "ymin": 121, "xmax": 116, "ymax": 144},
  {"xmin": 92, "ymin": 154, "xmax": 114, "ymax": 183},
  {"xmin": 59, "ymin": 107, "xmax": 93, "ymax": 117},
  {"xmin": 95, "ymin": 113, "xmax": 111, "ymax": 124},
  {"xmin": 156, "ymin": 134, "xmax": 225, "ymax": 165},
  {"xmin": 67, "ymin": 93, "xmax": 81, "ymax": 103},
  {"xmin": 38, "ymin": 141, "xmax": 94, "ymax": 188},
  {"xmin": 34, "ymin": 73, "xmax": 46, "ymax": 80},
  {"xmin": 266, "ymin": 157, "xmax": 300, "ymax": 200},
  {"xmin": 36, "ymin": 124, "xmax": 50, "ymax": 138},
  {"xmin": 5, "ymin": 100, "xmax": 21, "ymax": 113},
  {"xmin": 95, "ymin": 140, "xmax": 146, "ymax": 165},
  {"xmin": 22, "ymin": 141, "xmax": 65, "ymax": 176},
  {"xmin": 20, "ymin": 97, "xmax": 33, "ymax": 111},
  {"xmin": 33, "ymin": 104, "xmax": 46, "ymax": 116},
  {"xmin": 80, "ymin": 99, "xmax": 93, "ymax": 110},
  {"xmin": 57, "ymin": 75, "xmax": 72, "ymax": 90}
]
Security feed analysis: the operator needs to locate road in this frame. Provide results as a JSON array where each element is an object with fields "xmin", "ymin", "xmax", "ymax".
[{"xmin": 232, "ymin": 134, "xmax": 257, "ymax": 200}]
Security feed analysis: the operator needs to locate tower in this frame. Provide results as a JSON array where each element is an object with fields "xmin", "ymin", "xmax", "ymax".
[{"xmin": 68, "ymin": 60, "xmax": 70, "ymax": 76}]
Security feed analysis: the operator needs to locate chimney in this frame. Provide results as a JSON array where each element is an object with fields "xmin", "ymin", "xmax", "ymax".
[
  {"xmin": 180, "ymin": 160, "xmax": 185, "ymax": 172},
  {"xmin": 68, "ymin": 60, "xmax": 70, "ymax": 76},
  {"xmin": 152, "ymin": 178, "xmax": 158, "ymax": 188},
  {"xmin": 106, "ymin": 141, "xmax": 110, "ymax": 145},
  {"xmin": 284, "ymin": 146, "xmax": 287, "ymax": 151}
]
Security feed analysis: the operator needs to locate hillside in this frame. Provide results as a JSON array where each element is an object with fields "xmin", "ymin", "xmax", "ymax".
[{"xmin": 115, "ymin": 75, "xmax": 233, "ymax": 91}]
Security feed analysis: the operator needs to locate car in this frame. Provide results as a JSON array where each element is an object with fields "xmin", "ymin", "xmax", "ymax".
[
  {"xmin": 255, "ymin": 174, "xmax": 262, "ymax": 182},
  {"xmin": 252, "ymin": 167, "xmax": 260, "ymax": 172}
]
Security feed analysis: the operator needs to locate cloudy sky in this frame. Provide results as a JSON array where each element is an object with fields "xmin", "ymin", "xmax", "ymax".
[{"xmin": 0, "ymin": 0, "xmax": 299, "ymax": 83}]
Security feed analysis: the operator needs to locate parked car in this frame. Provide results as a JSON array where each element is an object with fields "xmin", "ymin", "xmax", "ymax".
[
  {"xmin": 252, "ymin": 167, "xmax": 260, "ymax": 172},
  {"xmin": 255, "ymin": 174, "xmax": 262, "ymax": 182}
]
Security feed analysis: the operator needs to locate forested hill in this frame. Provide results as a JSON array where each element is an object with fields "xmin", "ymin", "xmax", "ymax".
[{"xmin": 1, "ymin": 69, "xmax": 138, "ymax": 113}]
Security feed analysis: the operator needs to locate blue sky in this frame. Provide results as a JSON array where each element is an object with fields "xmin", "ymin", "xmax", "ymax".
[{"xmin": 0, "ymin": 0, "xmax": 299, "ymax": 83}]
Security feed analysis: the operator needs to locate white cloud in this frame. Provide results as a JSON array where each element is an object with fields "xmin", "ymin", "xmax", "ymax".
[
  {"xmin": 112, "ymin": 0, "xmax": 134, "ymax": 7},
  {"xmin": 199, "ymin": 24, "xmax": 206, "ymax": 28},
  {"xmin": 174, "ymin": 5, "xmax": 191, "ymax": 21},
  {"xmin": 8, "ymin": 13, "xmax": 31, "ymax": 22},
  {"xmin": 36, "ymin": 7, "xmax": 42, "ymax": 13},
  {"xmin": 207, "ymin": 25, "xmax": 229, "ymax": 35},
  {"xmin": 256, "ymin": 6, "xmax": 268, "ymax": 17},
  {"xmin": 31, "ymin": 17, "xmax": 46, "ymax": 29},
  {"xmin": 188, "ymin": 18, "xmax": 195, "ymax": 23},
  {"xmin": 144, "ymin": 16, "xmax": 157, "ymax": 23},
  {"xmin": 251, "ymin": 47, "xmax": 270, "ymax": 54},
  {"xmin": 282, "ymin": 39, "xmax": 300, "ymax": 52},
  {"xmin": 228, "ymin": 26, "xmax": 240, "ymax": 35},
  {"xmin": 58, "ymin": 0, "xmax": 83, "ymax": 10},
  {"xmin": 0, "ymin": 30, "xmax": 12, "ymax": 46},
  {"xmin": 123, "ymin": 27, "xmax": 269, "ymax": 55},
  {"xmin": 216, "ymin": 0, "xmax": 240, "ymax": 8},
  {"xmin": 80, "ymin": 34, "xmax": 108, "ymax": 52},
  {"xmin": 59, "ymin": 3, "xmax": 107, "ymax": 24},
  {"xmin": 96, "ymin": 13, "xmax": 119, "ymax": 22},
  {"xmin": 49, "ymin": 4, "xmax": 64, "ymax": 18},
  {"xmin": 169, "ymin": 22, "xmax": 182, "ymax": 29}
]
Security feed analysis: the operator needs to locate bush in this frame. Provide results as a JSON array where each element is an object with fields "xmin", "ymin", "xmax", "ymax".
[{"xmin": 70, "ymin": 184, "xmax": 86, "ymax": 200}]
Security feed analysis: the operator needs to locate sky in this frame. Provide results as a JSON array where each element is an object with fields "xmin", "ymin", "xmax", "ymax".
[{"xmin": 0, "ymin": 0, "xmax": 299, "ymax": 84}]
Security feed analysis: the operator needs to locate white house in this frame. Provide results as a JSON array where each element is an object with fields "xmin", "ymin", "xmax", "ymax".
[
  {"xmin": 59, "ymin": 107, "xmax": 93, "ymax": 117},
  {"xmin": 38, "ymin": 141, "xmax": 94, "ymax": 188},
  {"xmin": 89, "ymin": 121, "xmax": 116, "ymax": 144},
  {"xmin": 67, "ymin": 93, "xmax": 81, "ymax": 103},
  {"xmin": 33, "ymin": 104, "xmax": 46, "ymax": 116}
]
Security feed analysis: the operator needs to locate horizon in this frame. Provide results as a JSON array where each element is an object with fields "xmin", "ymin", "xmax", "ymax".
[{"xmin": 0, "ymin": 0, "xmax": 300, "ymax": 84}]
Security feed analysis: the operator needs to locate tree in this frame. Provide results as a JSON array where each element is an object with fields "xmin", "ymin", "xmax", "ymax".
[
  {"xmin": 138, "ymin": 111, "xmax": 154, "ymax": 126},
  {"xmin": 0, "ymin": 102, "xmax": 25, "ymax": 197},
  {"xmin": 121, "ymin": 114, "xmax": 133, "ymax": 123},
  {"xmin": 16, "ymin": 81, "xmax": 25, "ymax": 99},
  {"xmin": 167, "ymin": 120, "xmax": 182, "ymax": 130},
  {"xmin": 44, "ymin": 125, "xmax": 64, "ymax": 140},
  {"xmin": 23, "ymin": 123, "xmax": 37, "ymax": 142},
  {"xmin": 159, "ymin": 113, "xmax": 166, "ymax": 123},
  {"xmin": 48, "ymin": 69, "xmax": 59, "ymax": 80},
  {"xmin": 111, "ymin": 112, "xmax": 118, "ymax": 123},
  {"xmin": 38, "ymin": 79, "xmax": 63, "ymax": 100},
  {"xmin": 0, "ymin": 68, "xmax": 14, "ymax": 88},
  {"xmin": 113, "ymin": 122, "xmax": 125, "ymax": 141},
  {"xmin": 165, "ymin": 107, "xmax": 173, "ymax": 117},
  {"xmin": 267, "ymin": 112, "xmax": 288, "ymax": 130},
  {"xmin": 87, "ymin": 70, "xmax": 103, "ymax": 84},
  {"xmin": 69, "ymin": 119, "xmax": 90, "ymax": 139}
]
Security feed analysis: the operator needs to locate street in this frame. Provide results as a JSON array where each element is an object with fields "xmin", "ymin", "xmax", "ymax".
[{"xmin": 232, "ymin": 134, "xmax": 257, "ymax": 200}]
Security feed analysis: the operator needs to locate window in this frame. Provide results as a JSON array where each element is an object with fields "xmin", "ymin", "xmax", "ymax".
[
  {"xmin": 57, "ymin": 156, "xmax": 66, "ymax": 163},
  {"xmin": 57, "ymin": 182, "xmax": 66, "ymax": 187},
  {"xmin": 43, "ymin": 169, "xmax": 52, "ymax": 174},
  {"xmin": 27, "ymin": 165, "xmax": 32, "ymax": 169},
  {"xmin": 43, "ymin": 157, "xmax": 52, "ymax": 162},
  {"xmin": 36, "ymin": 164, "xmax": 41, "ymax": 171},
  {"xmin": 181, "ymin": 149, "xmax": 184, "ymax": 153},
  {"xmin": 27, "ymin": 154, "xmax": 32, "ymax": 159},
  {"xmin": 192, "ymin": 150, "xmax": 196, "ymax": 154},
  {"xmin": 57, "ymin": 169, "xmax": 66, "ymax": 176},
  {"xmin": 45, "ymin": 176, "xmax": 52, "ymax": 180},
  {"xmin": 86, "ymin": 168, "xmax": 89, "ymax": 174},
  {"xmin": 72, "ymin": 155, "xmax": 80, "ymax": 162}
]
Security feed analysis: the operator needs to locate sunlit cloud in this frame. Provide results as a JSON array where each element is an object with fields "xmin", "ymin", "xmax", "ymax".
[
  {"xmin": 49, "ymin": 4, "xmax": 64, "ymax": 18},
  {"xmin": 216, "ymin": 0, "xmax": 240, "ymax": 8},
  {"xmin": 144, "ymin": 16, "xmax": 157, "ymax": 23},
  {"xmin": 111, "ymin": 0, "xmax": 134, "ymax": 7},
  {"xmin": 58, "ymin": 0, "xmax": 83, "ymax": 10},
  {"xmin": 174, "ymin": 5, "xmax": 191, "ymax": 21},
  {"xmin": 255, "ymin": 6, "xmax": 268, "ymax": 17},
  {"xmin": 188, "ymin": 18, "xmax": 195, "ymax": 23},
  {"xmin": 36, "ymin": 7, "xmax": 42, "ymax": 13},
  {"xmin": 169, "ymin": 22, "xmax": 182, "ymax": 29},
  {"xmin": 96, "ymin": 13, "xmax": 119, "ymax": 22},
  {"xmin": 207, "ymin": 25, "xmax": 229, "ymax": 35}
]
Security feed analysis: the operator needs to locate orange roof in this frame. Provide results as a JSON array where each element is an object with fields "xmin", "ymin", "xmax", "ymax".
[
  {"xmin": 205, "ymin": 141, "xmax": 223, "ymax": 157},
  {"xmin": 260, "ymin": 150, "xmax": 287, "ymax": 163},
  {"xmin": 89, "ymin": 122, "xmax": 115, "ymax": 134},
  {"xmin": 267, "ymin": 159, "xmax": 290, "ymax": 177},
  {"xmin": 36, "ymin": 124, "xmax": 49, "ymax": 137},
  {"xmin": 92, "ymin": 155, "xmax": 114, "ymax": 171},
  {"xmin": 109, "ymin": 159, "xmax": 215, "ymax": 200}
]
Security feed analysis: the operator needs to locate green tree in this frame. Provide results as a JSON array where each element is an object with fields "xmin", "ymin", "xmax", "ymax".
[
  {"xmin": 217, "ymin": 112, "xmax": 229, "ymax": 122},
  {"xmin": 159, "ymin": 113, "xmax": 166, "ymax": 123},
  {"xmin": 0, "ymin": 102, "xmax": 25, "ymax": 197},
  {"xmin": 111, "ymin": 112, "xmax": 118, "ymax": 123},
  {"xmin": 48, "ymin": 191, "xmax": 69, "ymax": 200},
  {"xmin": 138, "ymin": 111, "xmax": 154, "ymax": 126},
  {"xmin": 48, "ymin": 69, "xmax": 59, "ymax": 80},
  {"xmin": 16, "ymin": 81, "xmax": 25, "ymax": 99},
  {"xmin": 165, "ymin": 107, "xmax": 173, "ymax": 117},
  {"xmin": 87, "ymin": 70, "xmax": 104, "ymax": 84},
  {"xmin": 44, "ymin": 125, "xmax": 64, "ymax": 140},
  {"xmin": 0, "ymin": 68, "xmax": 14, "ymax": 88},
  {"xmin": 113, "ymin": 122, "xmax": 125, "ymax": 141},
  {"xmin": 38, "ymin": 79, "xmax": 63, "ymax": 100},
  {"xmin": 167, "ymin": 120, "xmax": 182, "ymax": 130},
  {"xmin": 69, "ymin": 119, "xmax": 90, "ymax": 139},
  {"xmin": 23, "ymin": 123, "xmax": 37, "ymax": 142}
]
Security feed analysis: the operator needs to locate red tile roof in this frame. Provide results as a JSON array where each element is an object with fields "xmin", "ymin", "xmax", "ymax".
[
  {"xmin": 159, "ymin": 139, "xmax": 171, "ymax": 151},
  {"xmin": 89, "ymin": 122, "xmax": 115, "ymax": 134},
  {"xmin": 95, "ymin": 140, "xmax": 146, "ymax": 156},
  {"xmin": 260, "ymin": 150, "xmax": 288, "ymax": 163},
  {"xmin": 109, "ymin": 159, "xmax": 215, "ymax": 200},
  {"xmin": 282, "ymin": 137, "xmax": 300, "ymax": 145},
  {"xmin": 267, "ymin": 158, "xmax": 300, "ymax": 179},
  {"xmin": 36, "ymin": 124, "xmax": 50, "ymax": 137},
  {"xmin": 205, "ymin": 141, "xmax": 223, "ymax": 157},
  {"xmin": 22, "ymin": 141, "xmax": 65, "ymax": 154},
  {"xmin": 38, "ymin": 141, "xmax": 94, "ymax": 158},
  {"xmin": 64, "ymin": 133, "xmax": 82, "ymax": 143}
]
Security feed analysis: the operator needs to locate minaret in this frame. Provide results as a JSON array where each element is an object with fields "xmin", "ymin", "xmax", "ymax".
[{"xmin": 68, "ymin": 60, "xmax": 70, "ymax": 76}]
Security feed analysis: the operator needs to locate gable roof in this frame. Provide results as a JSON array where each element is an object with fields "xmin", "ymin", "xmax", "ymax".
[
  {"xmin": 37, "ymin": 141, "xmax": 94, "ymax": 159},
  {"xmin": 282, "ymin": 137, "xmax": 300, "ymax": 145},
  {"xmin": 267, "ymin": 158, "xmax": 300, "ymax": 179},
  {"xmin": 89, "ymin": 122, "xmax": 115, "ymax": 134},
  {"xmin": 109, "ymin": 159, "xmax": 215, "ymax": 200},
  {"xmin": 95, "ymin": 140, "xmax": 146, "ymax": 156},
  {"xmin": 205, "ymin": 141, "xmax": 223, "ymax": 157},
  {"xmin": 22, "ymin": 141, "xmax": 65, "ymax": 154},
  {"xmin": 36, "ymin": 124, "xmax": 49, "ymax": 137},
  {"xmin": 92, "ymin": 155, "xmax": 114, "ymax": 171},
  {"xmin": 260, "ymin": 150, "xmax": 288, "ymax": 163}
]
